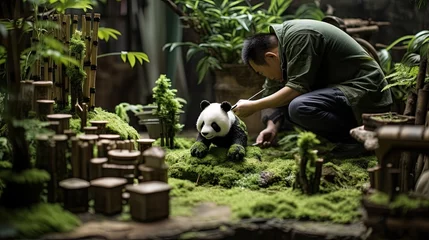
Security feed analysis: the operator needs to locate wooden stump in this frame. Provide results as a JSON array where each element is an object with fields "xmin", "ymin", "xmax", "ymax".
[
  {"xmin": 36, "ymin": 99, "xmax": 55, "ymax": 121},
  {"xmin": 90, "ymin": 177, "xmax": 127, "ymax": 215},
  {"xmin": 59, "ymin": 178, "xmax": 90, "ymax": 213},
  {"xmin": 47, "ymin": 114, "xmax": 72, "ymax": 134},
  {"xmin": 126, "ymin": 181, "xmax": 172, "ymax": 222},
  {"xmin": 90, "ymin": 120, "xmax": 108, "ymax": 134}
]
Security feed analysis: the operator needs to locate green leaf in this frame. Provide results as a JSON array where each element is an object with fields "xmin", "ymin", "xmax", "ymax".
[
  {"xmin": 186, "ymin": 47, "xmax": 203, "ymax": 61},
  {"xmin": 385, "ymin": 35, "xmax": 414, "ymax": 51},
  {"xmin": 120, "ymin": 51, "xmax": 127, "ymax": 62},
  {"xmin": 42, "ymin": 36, "xmax": 67, "ymax": 52},
  {"xmin": 408, "ymin": 30, "xmax": 429, "ymax": 53},
  {"xmin": 98, "ymin": 27, "xmax": 122, "ymax": 42},
  {"xmin": 128, "ymin": 54, "xmax": 136, "ymax": 67},
  {"xmin": 377, "ymin": 49, "xmax": 392, "ymax": 74},
  {"xmin": 402, "ymin": 52, "xmax": 420, "ymax": 66},
  {"xmin": 162, "ymin": 42, "xmax": 198, "ymax": 52}
]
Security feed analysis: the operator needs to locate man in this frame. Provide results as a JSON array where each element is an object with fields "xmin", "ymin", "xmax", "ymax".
[{"xmin": 233, "ymin": 19, "xmax": 392, "ymax": 158}]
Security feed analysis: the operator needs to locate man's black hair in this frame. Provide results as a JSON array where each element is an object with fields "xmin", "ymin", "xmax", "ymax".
[{"xmin": 242, "ymin": 33, "xmax": 277, "ymax": 66}]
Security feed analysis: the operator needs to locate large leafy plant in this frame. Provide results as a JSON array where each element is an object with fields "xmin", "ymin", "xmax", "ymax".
[
  {"xmin": 378, "ymin": 30, "xmax": 429, "ymax": 100},
  {"xmin": 162, "ymin": 0, "xmax": 324, "ymax": 83}
]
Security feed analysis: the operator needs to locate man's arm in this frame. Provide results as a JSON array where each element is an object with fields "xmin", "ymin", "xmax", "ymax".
[{"xmin": 254, "ymin": 86, "xmax": 302, "ymax": 111}]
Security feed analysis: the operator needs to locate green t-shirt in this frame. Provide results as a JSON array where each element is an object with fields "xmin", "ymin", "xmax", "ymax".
[{"xmin": 262, "ymin": 19, "xmax": 393, "ymax": 124}]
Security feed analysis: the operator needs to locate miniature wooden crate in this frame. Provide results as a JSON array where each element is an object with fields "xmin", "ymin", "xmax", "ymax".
[
  {"xmin": 138, "ymin": 164, "xmax": 168, "ymax": 183},
  {"xmin": 59, "ymin": 178, "xmax": 90, "ymax": 213},
  {"xmin": 90, "ymin": 158, "xmax": 108, "ymax": 180},
  {"xmin": 143, "ymin": 147, "xmax": 166, "ymax": 168},
  {"xmin": 90, "ymin": 177, "xmax": 127, "ymax": 215},
  {"xmin": 126, "ymin": 181, "xmax": 172, "ymax": 222}
]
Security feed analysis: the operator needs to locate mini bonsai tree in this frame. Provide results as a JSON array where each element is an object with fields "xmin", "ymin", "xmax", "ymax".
[{"xmin": 152, "ymin": 74, "xmax": 186, "ymax": 149}]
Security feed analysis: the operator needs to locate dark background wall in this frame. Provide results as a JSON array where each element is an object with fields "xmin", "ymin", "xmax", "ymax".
[{"xmin": 93, "ymin": 0, "xmax": 429, "ymax": 131}]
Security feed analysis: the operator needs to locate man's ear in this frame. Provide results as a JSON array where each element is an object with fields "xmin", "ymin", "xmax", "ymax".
[{"xmin": 264, "ymin": 51, "xmax": 278, "ymax": 62}]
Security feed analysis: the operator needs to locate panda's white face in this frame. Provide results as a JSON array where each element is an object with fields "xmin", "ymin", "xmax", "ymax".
[{"xmin": 196, "ymin": 102, "xmax": 235, "ymax": 139}]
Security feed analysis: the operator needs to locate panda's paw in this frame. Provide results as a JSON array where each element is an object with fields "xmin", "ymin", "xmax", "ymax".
[
  {"xmin": 190, "ymin": 142, "xmax": 208, "ymax": 158},
  {"xmin": 227, "ymin": 144, "xmax": 246, "ymax": 161}
]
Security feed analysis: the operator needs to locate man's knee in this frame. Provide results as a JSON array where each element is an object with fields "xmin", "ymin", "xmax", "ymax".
[{"xmin": 288, "ymin": 96, "xmax": 315, "ymax": 124}]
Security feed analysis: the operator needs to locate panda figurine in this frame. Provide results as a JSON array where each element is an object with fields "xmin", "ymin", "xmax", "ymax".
[{"xmin": 190, "ymin": 100, "xmax": 248, "ymax": 161}]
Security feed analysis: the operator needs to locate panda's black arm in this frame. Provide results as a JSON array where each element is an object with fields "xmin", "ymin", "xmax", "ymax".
[
  {"xmin": 229, "ymin": 123, "xmax": 248, "ymax": 147},
  {"xmin": 196, "ymin": 133, "xmax": 212, "ymax": 147}
]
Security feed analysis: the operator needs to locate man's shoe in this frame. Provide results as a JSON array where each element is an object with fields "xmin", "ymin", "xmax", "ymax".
[{"xmin": 327, "ymin": 143, "xmax": 371, "ymax": 159}]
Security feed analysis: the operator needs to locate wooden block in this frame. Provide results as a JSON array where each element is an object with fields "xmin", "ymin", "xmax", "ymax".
[
  {"xmin": 90, "ymin": 177, "xmax": 127, "ymax": 215},
  {"xmin": 90, "ymin": 158, "xmax": 108, "ymax": 180},
  {"xmin": 59, "ymin": 178, "xmax": 90, "ymax": 213},
  {"xmin": 143, "ymin": 147, "xmax": 165, "ymax": 168},
  {"xmin": 99, "ymin": 134, "xmax": 120, "ymax": 141},
  {"xmin": 102, "ymin": 163, "xmax": 135, "ymax": 178},
  {"xmin": 126, "ymin": 181, "xmax": 171, "ymax": 222},
  {"xmin": 108, "ymin": 149, "xmax": 141, "ymax": 165},
  {"xmin": 90, "ymin": 120, "xmax": 108, "ymax": 134},
  {"xmin": 83, "ymin": 126, "xmax": 98, "ymax": 135},
  {"xmin": 47, "ymin": 113, "xmax": 72, "ymax": 134}
]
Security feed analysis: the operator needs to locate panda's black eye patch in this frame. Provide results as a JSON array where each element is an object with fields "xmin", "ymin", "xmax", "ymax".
[
  {"xmin": 200, "ymin": 121, "xmax": 204, "ymax": 129},
  {"xmin": 211, "ymin": 122, "xmax": 221, "ymax": 132}
]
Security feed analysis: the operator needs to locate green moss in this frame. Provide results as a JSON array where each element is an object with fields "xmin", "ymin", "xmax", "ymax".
[
  {"xmin": 236, "ymin": 116, "xmax": 248, "ymax": 136},
  {"xmin": 70, "ymin": 107, "xmax": 140, "ymax": 141},
  {"xmin": 169, "ymin": 178, "xmax": 361, "ymax": 223},
  {"xmin": 0, "ymin": 203, "xmax": 80, "ymax": 239},
  {"xmin": 0, "ymin": 168, "xmax": 50, "ymax": 184},
  {"xmin": 0, "ymin": 160, "xmax": 11, "ymax": 169},
  {"xmin": 368, "ymin": 191, "xmax": 429, "ymax": 213}
]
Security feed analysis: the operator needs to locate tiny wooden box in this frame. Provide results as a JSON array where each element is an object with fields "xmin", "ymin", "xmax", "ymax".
[
  {"xmin": 59, "ymin": 178, "xmax": 90, "ymax": 213},
  {"xmin": 90, "ymin": 177, "xmax": 127, "ymax": 215},
  {"xmin": 126, "ymin": 181, "xmax": 172, "ymax": 222},
  {"xmin": 142, "ymin": 147, "xmax": 166, "ymax": 168}
]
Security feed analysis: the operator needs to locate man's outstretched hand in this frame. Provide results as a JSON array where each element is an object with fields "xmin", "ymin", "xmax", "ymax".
[
  {"xmin": 255, "ymin": 122, "xmax": 279, "ymax": 148},
  {"xmin": 233, "ymin": 100, "xmax": 257, "ymax": 118}
]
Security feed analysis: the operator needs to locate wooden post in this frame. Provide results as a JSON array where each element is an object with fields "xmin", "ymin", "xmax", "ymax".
[
  {"xmin": 36, "ymin": 100, "xmax": 55, "ymax": 121},
  {"xmin": 83, "ymin": 13, "xmax": 92, "ymax": 105},
  {"xmin": 48, "ymin": 141, "xmax": 58, "ymax": 203},
  {"xmin": 90, "ymin": 158, "xmax": 108, "ymax": 180},
  {"xmin": 32, "ymin": 81, "xmax": 53, "ymax": 110},
  {"xmin": 90, "ymin": 120, "xmax": 108, "ymax": 134},
  {"xmin": 79, "ymin": 142, "xmax": 90, "ymax": 180},
  {"xmin": 20, "ymin": 80, "xmax": 34, "ymax": 117},
  {"xmin": 90, "ymin": 13, "xmax": 100, "ymax": 109},
  {"xmin": 71, "ymin": 137, "xmax": 80, "ymax": 178},
  {"xmin": 313, "ymin": 158, "xmax": 324, "ymax": 194},
  {"xmin": 368, "ymin": 167, "xmax": 375, "ymax": 189},
  {"xmin": 53, "ymin": 135, "xmax": 68, "ymax": 202},
  {"xmin": 373, "ymin": 165, "xmax": 381, "ymax": 191},
  {"xmin": 415, "ymin": 89, "xmax": 429, "ymax": 125}
]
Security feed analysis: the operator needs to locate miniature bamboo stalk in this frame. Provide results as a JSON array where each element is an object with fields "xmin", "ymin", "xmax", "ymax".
[
  {"xmin": 72, "ymin": 15, "xmax": 78, "ymax": 35},
  {"xmin": 79, "ymin": 142, "xmax": 90, "ymax": 180},
  {"xmin": 64, "ymin": 14, "xmax": 71, "ymax": 107},
  {"xmin": 89, "ymin": 13, "xmax": 100, "ymax": 110},
  {"xmin": 83, "ymin": 13, "xmax": 92, "ymax": 105}
]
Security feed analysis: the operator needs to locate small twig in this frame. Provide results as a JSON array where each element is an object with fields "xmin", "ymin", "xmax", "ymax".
[{"xmin": 196, "ymin": 173, "xmax": 200, "ymax": 185}]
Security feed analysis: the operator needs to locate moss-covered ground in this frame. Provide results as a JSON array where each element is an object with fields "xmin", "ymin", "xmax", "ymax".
[{"xmin": 153, "ymin": 136, "xmax": 378, "ymax": 224}]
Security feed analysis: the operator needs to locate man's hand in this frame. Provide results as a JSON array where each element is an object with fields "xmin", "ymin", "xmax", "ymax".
[
  {"xmin": 233, "ymin": 100, "xmax": 257, "ymax": 118},
  {"xmin": 255, "ymin": 120, "xmax": 280, "ymax": 148}
]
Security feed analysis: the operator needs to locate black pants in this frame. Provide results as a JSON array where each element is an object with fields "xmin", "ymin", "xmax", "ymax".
[{"xmin": 284, "ymin": 87, "xmax": 358, "ymax": 143}]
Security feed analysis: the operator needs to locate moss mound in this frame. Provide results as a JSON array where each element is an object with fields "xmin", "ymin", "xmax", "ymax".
[
  {"xmin": 0, "ymin": 168, "xmax": 50, "ymax": 184},
  {"xmin": 368, "ymin": 191, "xmax": 429, "ymax": 213},
  {"xmin": 164, "ymin": 134, "xmax": 378, "ymax": 224},
  {"xmin": 70, "ymin": 107, "xmax": 140, "ymax": 140},
  {"xmin": 169, "ymin": 178, "xmax": 361, "ymax": 223},
  {"xmin": 0, "ymin": 203, "xmax": 80, "ymax": 239}
]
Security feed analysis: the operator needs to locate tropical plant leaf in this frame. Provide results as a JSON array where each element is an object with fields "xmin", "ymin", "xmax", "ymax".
[
  {"xmin": 407, "ymin": 30, "xmax": 429, "ymax": 54},
  {"xmin": 98, "ymin": 27, "xmax": 122, "ymax": 42},
  {"xmin": 402, "ymin": 52, "xmax": 420, "ymax": 66},
  {"xmin": 49, "ymin": 0, "xmax": 93, "ymax": 13},
  {"xmin": 377, "ymin": 49, "xmax": 392, "ymax": 74},
  {"xmin": 119, "ymin": 51, "xmax": 149, "ymax": 67},
  {"xmin": 186, "ymin": 46, "xmax": 203, "ymax": 61},
  {"xmin": 385, "ymin": 35, "xmax": 414, "ymax": 51},
  {"xmin": 162, "ymin": 42, "xmax": 198, "ymax": 52}
]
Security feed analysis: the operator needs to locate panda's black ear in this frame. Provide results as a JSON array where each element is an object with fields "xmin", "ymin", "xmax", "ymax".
[
  {"xmin": 200, "ymin": 100, "xmax": 211, "ymax": 110},
  {"xmin": 220, "ymin": 101, "xmax": 232, "ymax": 112}
]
